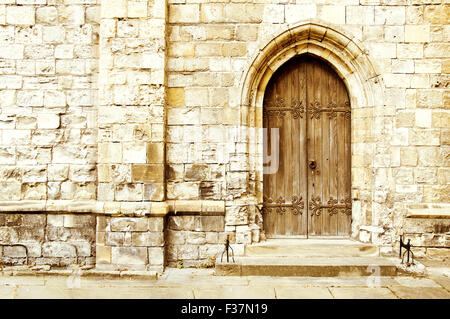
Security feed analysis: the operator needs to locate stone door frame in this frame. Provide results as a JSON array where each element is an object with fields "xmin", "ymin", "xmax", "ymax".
[{"xmin": 239, "ymin": 21, "xmax": 385, "ymax": 241}]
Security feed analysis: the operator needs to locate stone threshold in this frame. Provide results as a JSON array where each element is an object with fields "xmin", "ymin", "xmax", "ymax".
[
  {"xmin": 0, "ymin": 266, "xmax": 158, "ymax": 280},
  {"xmin": 0, "ymin": 200, "xmax": 225, "ymax": 216}
]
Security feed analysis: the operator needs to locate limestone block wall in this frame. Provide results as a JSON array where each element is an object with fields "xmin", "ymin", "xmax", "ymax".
[
  {"xmin": 166, "ymin": 215, "xmax": 235, "ymax": 267},
  {"xmin": 0, "ymin": 213, "xmax": 95, "ymax": 266},
  {"xmin": 97, "ymin": 0, "xmax": 167, "ymax": 204},
  {"xmin": 0, "ymin": 1, "xmax": 100, "ymax": 202},
  {"xmin": 166, "ymin": 0, "xmax": 449, "ymax": 253},
  {"xmin": 0, "ymin": 0, "xmax": 448, "ymax": 269},
  {"xmin": 96, "ymin": 215, "xmax": 165, "ymax": 271}
]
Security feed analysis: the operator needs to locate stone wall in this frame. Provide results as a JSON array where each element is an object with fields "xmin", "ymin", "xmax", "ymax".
[
  {"xmin": 96, "ymin": 215, "xmax": 165, "ymax": 271},
  {"xmin": 166, "ymin": 0, "xmax": 449, "ymax": 253},
  {"xmin": 0, "ymin": 213, "xmax": 95, "ymax": 267},
  {"xmin": 0, "ymin": 0, "xmax": 448, "ymax": 269},
  {"xmin": 166, "ymin": 215, "xmax": 239, "ymax": 267},
  {"xmin": 0, "ymin": 1, "xmax": 99, "ymax": 202}
]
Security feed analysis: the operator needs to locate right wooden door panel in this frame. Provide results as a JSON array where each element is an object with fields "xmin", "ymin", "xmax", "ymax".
[{"xmin": 263, "ymin": 55, "xmax": 352, "ymax": 238}]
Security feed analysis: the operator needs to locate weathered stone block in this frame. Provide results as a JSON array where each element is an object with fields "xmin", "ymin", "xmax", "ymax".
[
  {"xmin": 415, "ymin": 168, "xmax": 437, "ymax": 184},
  {"xmin": 6, "ymin": 6, "xmax": 35, "ymax": 25},
  {"xmin": 111, "ymin": 247, "xmax": 147, "ymax": 265},
  {"xmin": 21, "ymin": 214, "xmax": 46, "ymax": 226},
  {"xmin": 148, "ymin": 217, "xmax": 164, "ymax": 232},
  {"xmin": 106, "ymin": 232, "xmax": 124, "ymax": 246},
  {"xmin": 132, "ymin": 164, "xmax": 164, "ymax": 182},
  {"xmin": 98, "ymin": 143, "xmax": 122, "ymax": 164},
  {"xmin": 169, "ymin": 4, "xmax": 199, "ymax": 23},
  {"xmin": 70, "ymin": 240, "xmax": 92, "ymax": 257},
  {"xmin": 346, "ymin": 6, "xmax": 374, "ymax": 25},
  {"xmin": 177, "ymin": 245, "xmax": 198, "ymax": 260},
  {"xmin": 96, "ymin": 245, "xmax": 111, "ymax": 264},
  {"xmin": 128, "ymin": 1, "xmax": 147, "ymax": 18},
  {"xmin": 123, "ymin": 143, "xmax": 147, "ymax": 164},
  {"xmin": 167, "ymin": 182, "xmax": 199, "ymax": 200},
  {"xmin": 167, "ymin": 229, "xmax": 186, "ymax": 245},
  {"xmin": 3, "ymin": 245, "xmax": 27, "ymax": 258},
  {"xmin": 101, "ymin": 0, "xmax": 127, "ymax": 18},
  {"xmin": 400, "ymin": 147, "xmax": 417, "ymax": 166},
  {"xmin": 132, "ymin": 232, "xmax": 164, "ymax": 247},
  {"xmin": 199, "ymin": 216, "xmax": 225, "ymax": 232},
  {"xmin": 115, "ymin": 183, "xmax": 143, "ymax": 201},
  {"xmin": 405, "ymin": 25, "xmax": 430, "ymax": 43},
  {"xmin": 199, "ymin": 244, "xmax": 222, "ymax": 259},
  {"xmin": 186, "ymin": 231, "xmax": 206, "ymax": 245},
  {"xmin": 110, "ymin": 217, "xmax": 148, "ymax": 232},
  {"xmin": 43, "ymin": 242, "xmax": 77, "ymax": 258},
  {"xmin": 148, "ymin": 247, "xmax": 164, "ymax": 265},
  {"xmin": 168, "ymin": 216, "xmax": 196, "ymax": 231},
  {"xmin": 64, "ymin": 215, "xmax": 95, "ymax": 228},
  {"xmin": 143, "ymin": 183, "xmax": 164, "ymax": 201}
]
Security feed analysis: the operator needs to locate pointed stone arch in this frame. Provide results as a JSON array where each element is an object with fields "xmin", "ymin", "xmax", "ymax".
[{"xmin": 239, "ymin": 21, "xmax": 386, "ymax": 240}]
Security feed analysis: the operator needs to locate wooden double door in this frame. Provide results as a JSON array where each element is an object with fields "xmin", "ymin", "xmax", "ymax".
[{"xmin": 262, "ymin": 55, "xmax": 351, "ymax": 238}]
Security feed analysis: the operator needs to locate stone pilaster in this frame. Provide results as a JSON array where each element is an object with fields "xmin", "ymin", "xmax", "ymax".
[{"xmin": 96, "ymin": 0, "xmax": 168, "ymax": 270}]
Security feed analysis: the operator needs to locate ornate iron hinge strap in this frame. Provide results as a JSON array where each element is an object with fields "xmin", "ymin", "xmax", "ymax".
[
  {"xmin": 262, "ymin": 196, "xmax": 304, "ymax": 215},
  {"xmin": 263, "ymin": 97, "xmax": 305, "ymax": 119},
  {"xmin": 309, "ymin": 196, "xmax": 351, "ymax": 216},
  {"xmin": 309, "ymin": 101, "xmax": 351, "ymax": 119}
]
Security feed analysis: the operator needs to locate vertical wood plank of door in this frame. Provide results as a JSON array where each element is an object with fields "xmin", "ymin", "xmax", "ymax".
[
  {"xmin": 275, "ymin": 70, "xmax": 287, "ymax": 235},
  {"xmin": 328, "ymin": 70, "xmax": 339, "ymax": 236},
  {"xmin": 337, "ymin": 76, "xmax": 351, "ymax": 236},
  {"xmin": 321, "ymin": 62, "xmax": 331, "ymax": 236},
  {"xmin": 298, "ymin": 59, "xmax": 308, "ymax": 235},
  {"xmin": 314, "ymin": 59, "xmax": 324, "ymax": 236},
  {"xmin": 306, "ymin": 59, "xmax": 316, "ymax": 236}
]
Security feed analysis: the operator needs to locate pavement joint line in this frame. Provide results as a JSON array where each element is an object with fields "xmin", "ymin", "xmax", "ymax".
[
  {"xmin": 431, "ymin": 277, "xmax": 450, "ymax": 293},
  {"xmin": 326, "ymin": 287, "xmax": 335, "ymax": 299},
  {"xmin": 386, "ymin": 286, "xmax": 401, "ymax": 299}
]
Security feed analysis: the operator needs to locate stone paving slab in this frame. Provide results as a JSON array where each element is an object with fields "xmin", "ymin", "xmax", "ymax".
[
  {"xmin": 15, "ymin": 286, "xmax": 75, "ymax": 299},
  {"xmin": 393, "ymin": 277, "xmax": 442, "ymax": 287},
  {"xmin": 430, "ymin": 276, "xmax": 450, "ymax": 290},
  {"xmin": 329, "ymin": 287, "xmax": 397, "ymax": 299},
  {"xmin": 275, "ymin": 287, "xmax": 333, "ymax": 299},
  {"xmin": 1, "ymin": 269, "xmax": 449, "ymax": 299},
  {"xmin": 71, "ymin": 287, "xmax": 195, "ymax": 299},
  {"xmin": 246, "ymin": 276, "xmax": 399, "ymax": 287},
  {"xmin": 388, "ymin": 286, "xmax": 450, "ymax": 299},
  {"xmin": 0, "ymin": 275, "xmax": 46, "ymax": 287},
  {"xmin": 0, "ymin": 287, "xmax": 15, "ymax": 299},
  {"xmin": 193, "ymin": 286, "xmax": 276, "ymax": 299}
]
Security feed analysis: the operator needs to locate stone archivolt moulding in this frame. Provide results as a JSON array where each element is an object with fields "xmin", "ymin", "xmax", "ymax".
[
  {"xmin": 240, "ymin": 20, "xmax": 382, "ymax": 115},
  {"xmin": 239, "ymin": 20, "xmax": 385, "ymax": 237}
]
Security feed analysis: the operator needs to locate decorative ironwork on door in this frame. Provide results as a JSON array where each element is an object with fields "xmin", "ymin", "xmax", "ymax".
[{"xmin": 262, "ymin": 196, "xmax": 305, "ymax": 215}]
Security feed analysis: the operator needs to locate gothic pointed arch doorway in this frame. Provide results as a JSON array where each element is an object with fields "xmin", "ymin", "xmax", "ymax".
[{"xmin": 263, "ymin": 54, "xmax": 352, "ymax": 238}]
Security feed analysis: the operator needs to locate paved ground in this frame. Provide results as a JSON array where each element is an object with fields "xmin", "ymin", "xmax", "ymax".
[{"xmin": 0, "ymin": 266, "xmax": 449, "ymax": 299}]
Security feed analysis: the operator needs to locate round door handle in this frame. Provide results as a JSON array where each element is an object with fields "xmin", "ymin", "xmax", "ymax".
[{"xmin": 309, "ymin": 160, "xmax": 317, "ymax": 170}]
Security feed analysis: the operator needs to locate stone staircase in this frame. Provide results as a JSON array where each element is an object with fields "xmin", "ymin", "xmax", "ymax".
[{"xmin": 215, "ymin": 239, "xmax": 399, "ymax": 277}]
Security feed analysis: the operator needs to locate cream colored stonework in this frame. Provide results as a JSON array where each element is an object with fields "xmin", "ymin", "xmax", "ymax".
[{"xmin": 0, "ymin": 0, "xmax": 448, "ymax": 269}]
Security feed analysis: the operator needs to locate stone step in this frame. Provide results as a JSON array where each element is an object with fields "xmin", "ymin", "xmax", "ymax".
[
  {"xmin": 215, "ymin": 256, "xmax": 398, "ymax": 277},
  {"xmin": 244, "ymin": 239, "xmax": 380, "ymax": 257}
]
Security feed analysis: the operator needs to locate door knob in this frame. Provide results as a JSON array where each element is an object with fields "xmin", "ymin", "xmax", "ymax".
[{"xmin": 309, "ymin": 160, "xmax": 317, "ymax": 170}]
